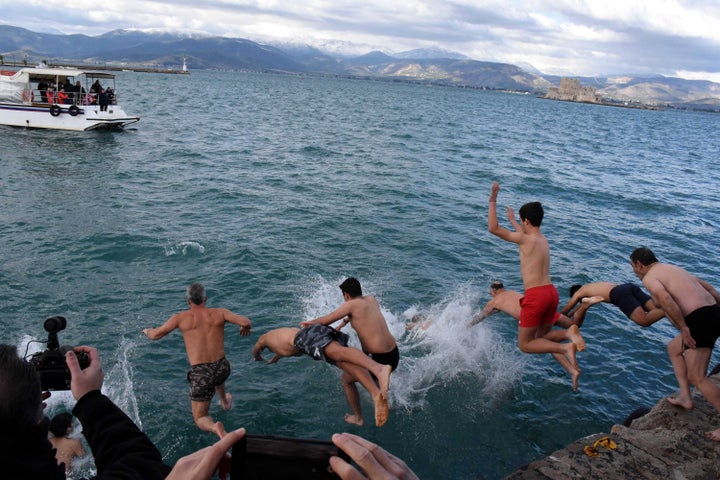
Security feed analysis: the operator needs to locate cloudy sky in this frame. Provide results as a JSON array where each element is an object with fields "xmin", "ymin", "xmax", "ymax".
[{"xmin": 2, "ymin": 0, "xmax": 719, "ymax": 82}]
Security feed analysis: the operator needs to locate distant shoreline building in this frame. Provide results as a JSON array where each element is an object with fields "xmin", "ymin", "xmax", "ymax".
[{"xmin": 545, "ymin": 77, "xmax": 602, "ymax": 104}]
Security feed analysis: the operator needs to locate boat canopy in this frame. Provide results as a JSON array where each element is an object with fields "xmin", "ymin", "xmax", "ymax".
[{"xmin": 7, "ymin": 68, "xmax": 117, "ymax": 82}]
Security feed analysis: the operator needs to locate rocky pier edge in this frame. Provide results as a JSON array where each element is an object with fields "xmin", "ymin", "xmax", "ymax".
[{"xmin": 504, "ymin": 366, "xmax": 720, "ymax": 479}]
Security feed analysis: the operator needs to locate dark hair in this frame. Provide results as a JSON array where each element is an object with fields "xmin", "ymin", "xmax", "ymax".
[
  {"xmin": 630, "ymin": 247, "xmax": 658, "ymax": 266},
  {"xmin": 49, "ymin": 412, "xmax": 73, "ymax": 437},
  {"xmin": 339, "ymin": 277, "xmax": 362, "ymax": 298},
  {"xmin": 0, "ymin": 344, "xmax": 42, "ymax": 428},
  {"xmin": 186, "ymin": 283, "xmax": 207, "ymax": 305},
  {"xmin": 518, "ymin": 201, "xmax": 544, "ymax": 226},
  {"xmin": 569, "ymin": 284, "xmax": 581, "ymax": 297},
  {"xmin": 490, "ymin": 281, "xmax": 504, "ymax": 290}
]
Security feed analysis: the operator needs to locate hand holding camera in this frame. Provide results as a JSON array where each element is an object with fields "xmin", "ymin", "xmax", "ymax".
[{"xmin": 67, "ymin": 345, "xmax": 104, "ymax": 401}]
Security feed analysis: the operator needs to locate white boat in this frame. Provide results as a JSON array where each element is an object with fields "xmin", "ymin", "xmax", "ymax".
[{"xmin": 0, "ymin": 67, "xmax": 139, "ymax": 131}]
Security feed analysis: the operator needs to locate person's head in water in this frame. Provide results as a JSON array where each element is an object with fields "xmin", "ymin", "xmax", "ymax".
[
  {"xmin": 569, "ymin": 284, "xmax": 581, "ymax": 297},
  {"xmin": 339, "ymin": 277, "xmax": 362, "ymax": 298},
  {"xmin": 490, "ymin": 281, "xmax": 504, "ymax": 293},
  {"xmin": 186, "ymin": 283, "xmax": 207, "ymax": 305},
  {"xmin": 49, "ymin": 413, "xmax": 73, "ymax": 438},
  {"xmin": 519, "ymin": 201, "xmax": 544, "ymax": 227}
]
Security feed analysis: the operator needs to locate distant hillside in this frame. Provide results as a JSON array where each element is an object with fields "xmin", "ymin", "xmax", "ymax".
[{"xmin": 1, "ymin": 25, "xmax": 718, "ymax": 109}]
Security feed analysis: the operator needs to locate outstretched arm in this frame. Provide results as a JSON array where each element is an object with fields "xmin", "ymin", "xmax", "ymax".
[
  {"xmin": 142, "ymin": 315, "xmax": 179, "ymax": 340},
  {"xmin": 468, "ymin": 300, "xmax": 498, "ymax": 327},
  {"xmin": 300, "ymin": 303, "xmax": 352, "ymax": 328},
  {"xmin": 221, "ymin": 309, "xmax": 252, "ymax": 337}
]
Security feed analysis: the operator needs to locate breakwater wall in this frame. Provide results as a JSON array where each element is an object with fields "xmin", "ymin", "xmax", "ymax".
[{"xmin": 505, "ymin": 369, "xmax": 720, "ymax": 479}]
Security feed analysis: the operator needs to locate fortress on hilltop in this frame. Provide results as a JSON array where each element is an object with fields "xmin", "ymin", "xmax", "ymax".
[{"xmin": 545, "ymin": 77, "xmax": 602, "ymax": 104}]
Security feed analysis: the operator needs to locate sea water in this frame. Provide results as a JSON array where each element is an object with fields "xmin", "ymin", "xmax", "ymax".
[{"xmin": 1, "ymin": 71, "xmax": 719, "ymax": 479}]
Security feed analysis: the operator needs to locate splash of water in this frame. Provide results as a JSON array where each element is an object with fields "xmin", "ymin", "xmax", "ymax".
[
  {"xmin": 299, "ymin": 278, "xmax": 526, "ymax": 411},
  {"xmin": 163, "ymin": 240, "xmax": 206, "ymax": 256}
]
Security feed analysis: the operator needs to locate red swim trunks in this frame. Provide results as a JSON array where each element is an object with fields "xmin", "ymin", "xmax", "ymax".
[{"xmin": 519, "ymin": 284, "xmax": 560, "ymax": 328}]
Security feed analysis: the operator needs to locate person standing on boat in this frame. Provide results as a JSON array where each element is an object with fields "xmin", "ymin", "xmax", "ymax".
[
  {"xmin": 37, "ymin": 80, "xmax": 48, "ymax": 103},
  {"xmin": 142, "ymin": 283, "xmax": 252, "ymax": 439}
]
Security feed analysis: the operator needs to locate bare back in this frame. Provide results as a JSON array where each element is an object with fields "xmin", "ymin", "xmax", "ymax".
[
  {"xmin": 253, "ymin": 327, "xmax": 301, "ymax": 361},
  {"xmin": 491, "ymin": 290, "xmax": 524, "ymax": 320},
  {"xmin": 644, "ymin": 263, "xmax": 715, "ymax": 316},
  {"xmin": 577, "ymin": 282, "xmax": 616, "ymax": 300},
  {"xmin": 347, "ymin": 296, "xmax": 397, "ymax": 354},
  {"xmin": 176, "ymin": 307, "xmax": 235, "ymax": 365},
  {"xmin": 518, "ymin": 231, "xmax": 551, "ymax": 289}
]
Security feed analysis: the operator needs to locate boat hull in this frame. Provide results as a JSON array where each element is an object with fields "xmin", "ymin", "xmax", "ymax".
[{"xmin": 0, "ymin": 102, "xmax": 139, "ymax": 131}]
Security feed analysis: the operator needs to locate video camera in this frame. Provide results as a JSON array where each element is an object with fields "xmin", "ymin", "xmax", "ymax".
[
  {"xmin": 28, "ymin": 316, "xmax": 89, "ymax": 391},
  {"xmin": 231, "ymin": 434, "xmax": 349, "ymax": 479}
]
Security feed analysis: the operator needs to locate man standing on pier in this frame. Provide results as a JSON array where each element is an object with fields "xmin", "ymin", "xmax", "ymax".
[
  {"xmin": 143, "ymin": 283, "xmax": 252, "ymax": 439},
  {"xmin": 630, "ymin": 246, "xmax": 720, "ymax": 441}
]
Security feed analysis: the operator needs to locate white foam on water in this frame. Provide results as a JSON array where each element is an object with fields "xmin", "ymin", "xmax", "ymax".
[{"xmin": 163, "ymin": 240, "xmax": 206, "ymax": 256}]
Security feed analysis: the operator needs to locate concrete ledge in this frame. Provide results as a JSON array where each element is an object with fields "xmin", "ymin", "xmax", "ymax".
[{"xmin": 504, "ymin": 373, "xmax": 720, "ymax": 479}]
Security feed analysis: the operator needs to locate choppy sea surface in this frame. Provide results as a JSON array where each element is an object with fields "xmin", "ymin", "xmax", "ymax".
[{"xmin": 2, "ymin": 71, "xmax": 720, "ymax": 479}]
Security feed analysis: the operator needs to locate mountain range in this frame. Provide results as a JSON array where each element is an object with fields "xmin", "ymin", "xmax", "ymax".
[{"xmin": 1, "ymin": 25, "xmax": 719, "ymax": 110}]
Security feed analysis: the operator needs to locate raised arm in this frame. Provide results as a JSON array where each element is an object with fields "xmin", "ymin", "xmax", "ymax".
[
  {"xmin": 506, "ymin": 206, "xmax": 521, "ymax": 232},
  {"xmin": 488, "ymin": 181, "xmax": 522, "ymax": 244},
  {"xmin": 142, "ymin": 314, "xmax": 179, "ymax": 340}
]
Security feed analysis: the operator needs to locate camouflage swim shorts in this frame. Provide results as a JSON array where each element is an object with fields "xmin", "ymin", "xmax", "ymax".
[{"xmin": 187, "ymin": 356, "xmax": 231, "ymax": 401}]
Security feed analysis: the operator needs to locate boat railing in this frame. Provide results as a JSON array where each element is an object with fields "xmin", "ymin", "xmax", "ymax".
[{"xmin": 27, "ymin": 87, "xmax": 120, "ymax": 107}]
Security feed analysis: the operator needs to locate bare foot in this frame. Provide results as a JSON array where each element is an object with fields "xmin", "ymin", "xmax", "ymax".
[
  {"xmin": 564, "ymin": 342, "xmax": 579, "ymax": 371},
  {"xmin": 374, "ymin": 393, "xmax": 389, "ymax": 427},
  {"xmin": 214, "ymin": 421, "xmax": 227, "ymax": 439},
  {"xmin": 705, "ymin": 428, "xmax": 720, "ymax": 442},
  {"xmin": 567, "ymin": 325, "xmax": 586, "ymax": 352},
  {"xmin": 570, "ymin": 366, "xmax": 581, "ymax": 392},
  {"xmin": 219, "ymin": 392, "xmax": 233, "ymax": 411},
  {"xmin": 581, "ymin": 295, "xmax": 605, "ymax": 306},
  {"xmin": 377, "ymin": 364, "xmax": 392, "ymax": 399},
  {"xmin": 667, "ymin": 395, "xmax": 693, "ymax": 410},
  {"xmin": 344, "ymin": 413, "xmax": 364, "ymax": 426}
]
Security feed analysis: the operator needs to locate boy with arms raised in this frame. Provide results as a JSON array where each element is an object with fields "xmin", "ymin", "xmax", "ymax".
[{"xmin": 487, "ymin": 181, "xmax": 584, "ymax": 390}]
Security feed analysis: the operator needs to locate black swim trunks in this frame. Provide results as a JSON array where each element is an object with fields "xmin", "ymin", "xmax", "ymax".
[
  {"xmin": 685, "ymin": 304, "xmax": 720, "ymax": 349},
  {"xmin": 368, "ymin": 345, "xmax": 400, "ymax": 371},
  {"xmin": 609, "ymin": 283, "xmax": 651, "ymax": 318},
  {"xmin": 187, "ymin": 357, "xmax": 231, "ymax": 402},
  {"xmin": 294, "ymin": 324, "xmax": 350, "ymax": 364}
]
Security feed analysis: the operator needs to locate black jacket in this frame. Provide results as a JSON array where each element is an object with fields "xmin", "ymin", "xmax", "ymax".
[
  {"xmin": 73, "ymin": 390, "xmax": 172, "ymax": 479},
  {"xmin": 0, "ymin": 390, "xmax": 172, "ymax": 480}
]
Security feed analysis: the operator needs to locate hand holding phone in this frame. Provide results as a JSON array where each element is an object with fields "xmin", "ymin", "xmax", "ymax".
[{"xmin": 231, "ymin": 434, "xmax": 349, "ymax": 480}]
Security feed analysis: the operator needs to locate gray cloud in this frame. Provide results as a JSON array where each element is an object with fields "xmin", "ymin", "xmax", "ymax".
[{"xmin": 0, "ymin": 0, "xmax": 718, "ymax": 81}]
